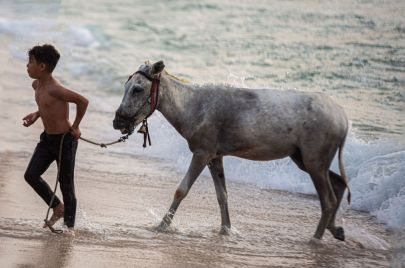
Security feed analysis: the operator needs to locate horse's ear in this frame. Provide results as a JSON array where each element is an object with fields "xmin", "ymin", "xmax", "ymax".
[{"xmin": 151, "ymin": 60, "xmax": 165, "ymax": 75}]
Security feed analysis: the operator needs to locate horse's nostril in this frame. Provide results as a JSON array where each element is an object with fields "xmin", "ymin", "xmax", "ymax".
[{"xmin": 113, "ymin": 118, "xmax": 126, "ymax": 129}]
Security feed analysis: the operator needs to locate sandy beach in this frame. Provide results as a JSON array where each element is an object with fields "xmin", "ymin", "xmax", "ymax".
[{"xmin": 0, "ymin": 69, "xmax": 402, "ymax": 267}]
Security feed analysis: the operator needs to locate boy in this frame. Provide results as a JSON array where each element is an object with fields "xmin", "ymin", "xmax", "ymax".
[{"xmin": 23, "ymin": 44, "xmax": 88, "ymax": 236}]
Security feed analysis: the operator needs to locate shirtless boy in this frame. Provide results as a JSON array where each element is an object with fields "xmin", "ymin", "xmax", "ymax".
[{"xmin": 23, "ymin": 44, "xmax": 88, "ymax": 236}]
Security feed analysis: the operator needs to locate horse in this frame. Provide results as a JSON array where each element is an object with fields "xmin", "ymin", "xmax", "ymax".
[{"xmin": 113, "ymin": 61, "xmax": 351, "ymax": 241}]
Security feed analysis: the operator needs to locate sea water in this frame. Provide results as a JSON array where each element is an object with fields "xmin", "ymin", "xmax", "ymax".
[{"xmin": 0, "ymin": 0, "xmax": 404, "ymax": 229}]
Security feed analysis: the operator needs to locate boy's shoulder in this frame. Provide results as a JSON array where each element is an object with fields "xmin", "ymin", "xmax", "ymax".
[{"xmin": 46, "ymin": 80, "xmax": 76, "ymax": 100}]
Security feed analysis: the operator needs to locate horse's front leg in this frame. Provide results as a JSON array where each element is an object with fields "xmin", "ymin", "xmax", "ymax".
[
  {"xmin": 157, "ymin": 152, "xmax": 210, "ymax": 231},
  {"xmin": 207, "ymin": 156, "xmax": 231, "ymax": 234}
]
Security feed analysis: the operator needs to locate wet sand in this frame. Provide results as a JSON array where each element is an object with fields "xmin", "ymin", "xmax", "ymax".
[{"xmin": 0, "ymin": 62, "xmax": 403, "ymax": 267}]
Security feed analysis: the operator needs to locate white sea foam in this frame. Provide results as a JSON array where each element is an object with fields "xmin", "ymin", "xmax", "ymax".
[
  {"xmin": 0, "ymin": 18, "xmax": 99, "ymax": 59},
  {"xmin": 350, "ymin": 150, "xmax": 405, "ymax": 227},
  {"xmin": 67, "ymin": 26, "xmax": 100, "ymax": 48}
]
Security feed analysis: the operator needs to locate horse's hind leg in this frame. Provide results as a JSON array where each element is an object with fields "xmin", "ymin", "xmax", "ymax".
[
  {"xmin": 308, "ymin": 168, "xmax": 337, "ymax": 240},
  {"xmin": 208, "ymin": 157, "xmax": 231, "ymax": 234},
  {"xmin": 327, "ymin": 170, "xmax": 346, "ymax": 241},
  {"xmin": 292, "ymin": 149, "xmax": 341, "ymax": 240}
]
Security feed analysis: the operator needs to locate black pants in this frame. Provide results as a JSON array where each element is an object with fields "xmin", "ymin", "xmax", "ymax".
[{"xmin": 24, "ymin": 131, "xmax": 78, "ymax": 228}]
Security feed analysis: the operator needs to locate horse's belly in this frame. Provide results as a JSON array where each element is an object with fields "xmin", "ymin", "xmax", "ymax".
[{"xmin": 227, "ymin": 145, "xmax": 295, "ymax": 161}]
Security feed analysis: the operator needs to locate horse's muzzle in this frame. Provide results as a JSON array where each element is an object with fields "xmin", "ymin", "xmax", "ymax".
[{"xmin": 113, "ymin": 113, "xmax": 135, "ymax": 134}]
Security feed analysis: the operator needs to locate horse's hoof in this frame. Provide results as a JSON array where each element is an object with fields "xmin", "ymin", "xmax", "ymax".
[
  {"xmin": 219, "ymin": 226, "xmax": 230, "ymax": 235},
  {"xmin": 156, "ymin": 221, "xmax": 169, "ymax": 232},
  {"xmin": 309, "ymin": 237, "xmax": 323, "ymax": 246},
  {"xmin": 333, "ymin": 226, "xmax": 345, "ymax": 241}
]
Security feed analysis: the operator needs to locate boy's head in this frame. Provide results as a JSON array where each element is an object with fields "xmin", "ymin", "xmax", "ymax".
[{"xmin": 27, "ymin": 44, "xmax": 60, "ymax": 75}]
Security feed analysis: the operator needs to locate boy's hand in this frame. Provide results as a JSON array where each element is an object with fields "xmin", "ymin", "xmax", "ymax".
[
  {"xmin": 23, "ymin": 112, "xmax": 40, "ymax": 127},
  {"xmin": 69, "ymin": 126, "xmax": 81, "ymax": 139}
]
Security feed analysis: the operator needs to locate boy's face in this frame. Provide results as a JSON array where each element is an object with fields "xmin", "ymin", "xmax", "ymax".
[{"xmin": 27, "ymin": 56, "xmax": 46, "ymax": 79}]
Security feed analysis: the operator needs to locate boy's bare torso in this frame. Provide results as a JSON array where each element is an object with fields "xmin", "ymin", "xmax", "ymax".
[{"xmin": 33, "ymin": 79, "xmax": 71, "ymax": 134}]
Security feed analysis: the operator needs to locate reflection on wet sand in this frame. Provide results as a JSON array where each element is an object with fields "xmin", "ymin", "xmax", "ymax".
[{"xmin": 37, "ymin": 236, "xmax": 74, "ymax": 268}]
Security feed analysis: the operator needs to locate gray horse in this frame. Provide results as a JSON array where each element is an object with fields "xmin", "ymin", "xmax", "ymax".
[{"xmin": 113, "ymin": 61, "xmax": 351, "ymax": 241}]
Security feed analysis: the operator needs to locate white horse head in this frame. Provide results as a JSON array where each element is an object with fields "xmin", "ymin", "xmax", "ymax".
[{"xmin": 113, "ymin": 61, "xmax": 165, "ymax": 134}]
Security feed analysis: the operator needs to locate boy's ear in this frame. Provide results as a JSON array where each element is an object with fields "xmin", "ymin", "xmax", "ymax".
[
  {"xmin": 39, "ymin": 63, "xmax": 47, "ymax": 72},
  {"xmin": 151, "ymin": 60, "xmax": 165, "ymax": 75}
]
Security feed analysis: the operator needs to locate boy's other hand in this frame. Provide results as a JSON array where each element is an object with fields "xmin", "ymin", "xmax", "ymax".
[
  {"xmin": 70, "ymin": 126, "xmax": 81, "ymax": 139},
  {"xmin": 23, "ymin": 112, "xmax": 40, "ymax": 127}
]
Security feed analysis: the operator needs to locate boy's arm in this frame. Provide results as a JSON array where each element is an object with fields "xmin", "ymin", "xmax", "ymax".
[
  {"xmin": 50, "ymin": 86, "xmax": 89, "ymax": 138},
  {"xmin": 23, "ymin": 81, "xmax": 40, "ymax": 127},
  {"xmin": 23, "ymin": 111, "xmax": 40, "ymax": 127}
]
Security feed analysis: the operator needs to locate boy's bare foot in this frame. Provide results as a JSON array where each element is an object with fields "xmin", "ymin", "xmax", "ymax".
[
  {"xmin": 43, "ymin": 203, "xmax": 64, "ymax": 228},
  {"xmin": 63, "ymin": 227, "xmax": 75, "ymax": 237}
]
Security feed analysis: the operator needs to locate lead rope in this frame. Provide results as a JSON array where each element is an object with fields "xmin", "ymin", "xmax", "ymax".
[
  {"xmin": 43, "ymin": 133, "xmax": 66, "ymax": 234},
  {"xmin": 79, "ymin": 134, "xmax": 130, "ymax": 148}
]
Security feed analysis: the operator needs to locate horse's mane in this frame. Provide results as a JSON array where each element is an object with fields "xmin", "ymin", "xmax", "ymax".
[{"xmin": 163, "ymin": 70, "xmax": 189, "ymax": 84}]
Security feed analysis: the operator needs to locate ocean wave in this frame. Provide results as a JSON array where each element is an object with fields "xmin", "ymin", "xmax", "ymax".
[
  {"xmin": 349, "ymin": 148, "xmax": 405, "ymax": 227},
  {"xmin": 67, "ymin": 26, "xmax": 100, "ymax": 48},
  {"xmin": 0, "ymin": 18, "xmax": 99, "ymax": 52}
]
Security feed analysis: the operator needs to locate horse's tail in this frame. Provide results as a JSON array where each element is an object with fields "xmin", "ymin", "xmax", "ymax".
[{"xmin": 338, "ymin": 136, "xmax": 351, "ymax": 204}]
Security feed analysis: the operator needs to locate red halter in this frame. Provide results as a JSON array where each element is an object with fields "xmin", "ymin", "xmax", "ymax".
[{"xmin": 127, "ymin": 70, "xmax": 161, "ymax": 147}]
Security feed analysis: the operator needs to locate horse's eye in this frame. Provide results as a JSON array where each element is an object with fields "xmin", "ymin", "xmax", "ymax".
[{"xmin": 132, "ymin": 85, "xmax": 144, "ymax": 94}]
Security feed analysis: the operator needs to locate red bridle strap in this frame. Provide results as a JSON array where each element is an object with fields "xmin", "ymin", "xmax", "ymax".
[{"xmin": 148, "ymin": 73, "xmax": 161, "ymax": 118}]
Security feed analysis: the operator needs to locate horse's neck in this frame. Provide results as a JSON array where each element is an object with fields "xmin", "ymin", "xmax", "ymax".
[{"xmin": 157, "ymin": 75, "xmax": 197, "ymax": 138}]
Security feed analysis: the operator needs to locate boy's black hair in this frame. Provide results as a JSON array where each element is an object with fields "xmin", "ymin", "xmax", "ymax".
[{"xmin": 28, "ymin": 44, "xmax": 60, "ymax": 73}]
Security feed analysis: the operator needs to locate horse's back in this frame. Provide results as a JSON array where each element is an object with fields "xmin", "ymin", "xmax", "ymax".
[
  {"xmin": 210, "ymin": 86, "xmax": 347, "ymax": 132},
  {"xmin": 199, "ymin": 86, "xmax": 348, "ymax": 159}
]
